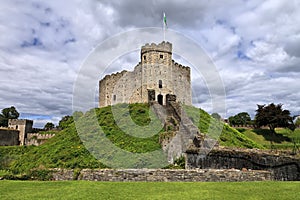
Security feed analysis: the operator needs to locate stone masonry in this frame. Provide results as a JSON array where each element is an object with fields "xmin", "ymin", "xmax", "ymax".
[
  {"xmin": 99, "ymin": 41, "xmax": 192, "ymax": 107},
  {"xmin": 8, "ymin": 119, "xmax": 33, "ymax": 146},
  {"xmin": 51, "ymin": 168, "xmax": 272, "ymax": 182},
  {"xmin": 186, "ymin": 147, "xmax": 300, "ymax": 181},
  {"xmin": 25, "ymin": 133, "xmax": 55, "ymax": 146},
  {"xmin": 0, "ymin": 128, "xmax": 19, "ymax": 146}
]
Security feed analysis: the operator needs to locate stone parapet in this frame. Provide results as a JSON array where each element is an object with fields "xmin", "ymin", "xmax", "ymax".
[{"xmin": 141, "ymin": 41, "xmax": 172, "ymax": 54}]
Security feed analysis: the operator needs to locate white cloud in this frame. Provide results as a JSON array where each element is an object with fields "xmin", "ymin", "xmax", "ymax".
[
  {"xmin": 0, "ymin": 0, "xmax": 300, "ymax": 127},
  {"xmin": 246, "ymin": 41, "xmax": 289, "ymax": 65}
]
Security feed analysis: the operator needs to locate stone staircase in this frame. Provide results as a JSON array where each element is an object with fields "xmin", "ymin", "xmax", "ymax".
[{"xmin": 150, "ymin": 101, "xmax": 217, "ymax": 164}]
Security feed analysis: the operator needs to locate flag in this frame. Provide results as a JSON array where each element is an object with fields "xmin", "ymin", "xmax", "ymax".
[{"xmin": 163, "ymin": 12, "xmax": 167, "ymax": 28}]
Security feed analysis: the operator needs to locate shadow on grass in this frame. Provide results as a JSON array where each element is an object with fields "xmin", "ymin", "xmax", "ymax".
[
  {"xmin": 236, "ymin": 128, "xmax": 246, "ymax": 133},
  {"xmin": 252, "ymin": 129, "xmax": 292, "ymax": 143}
]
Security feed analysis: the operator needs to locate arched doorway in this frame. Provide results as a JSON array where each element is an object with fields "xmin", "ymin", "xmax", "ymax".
[{"xmin": 157, "ymin": 94, "xmax": 163, "ymax": 105}]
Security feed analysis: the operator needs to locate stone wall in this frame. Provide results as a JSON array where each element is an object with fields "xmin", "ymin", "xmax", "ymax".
[
  {"xmin": 25, "ymin": 133, "xmax": 55, "ymax": 146},
  {"xmin": 0, "ymin": 129, "xmax": 19, "ymax": 146},
  {"xmin": 186, "ymin": 148, "xmax": 300, "ymax": 181},
  {"xmin": 51, "ymin": 168, "xmax": 272, "ymax": 182}
]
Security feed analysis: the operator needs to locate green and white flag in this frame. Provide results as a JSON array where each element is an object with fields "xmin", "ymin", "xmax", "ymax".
[{"xmin": 163, "ymin": 12, "xmax": 167, "ymax": 28}]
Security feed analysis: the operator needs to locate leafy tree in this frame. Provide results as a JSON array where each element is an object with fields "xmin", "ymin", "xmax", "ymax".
[
  {"xmin": 0, "ymin": 106, "xmax": 19, "ymax": 127},
  {"xmin": 236, "ymin": 112, "xmax": 251, "ymax": 126},
  {"xmin": 255, "ymin": 103, "xmax": 295, "ymax": 134},
  {"xmin": 228, "ymin": 116, "xmax": 237, "ymax": 126},
  {"xmin": 58, "ymin": 115, "xmax": 74, "ymax": 129},
  {"xmin": 44, "ymin": 122, "xmax": 55, "ymax": 130},
  {"xmin": 228, "ymin": 112, "xmax": 251, "ymax": 126},
  {"xmin": 211, "ymin": 113, "xmax": 221, "ymax": 120}
]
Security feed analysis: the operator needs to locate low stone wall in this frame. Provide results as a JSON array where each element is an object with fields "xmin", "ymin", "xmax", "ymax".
[
  {"xmin": 51, "ymin": 168, "xmax": 272, "ymax": 182},
  {"xmin": 186, "ymin": 148, "xmax": 300, "ymax": 181},
  {"xmin": 25, "ymin": 133, "xmax": 55, "ymax": 146}
]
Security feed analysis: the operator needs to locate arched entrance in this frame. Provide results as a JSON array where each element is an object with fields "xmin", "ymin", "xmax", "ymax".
[{"xmin": 157, "ymin": 94, "xmax": 163, "ymax": 105}]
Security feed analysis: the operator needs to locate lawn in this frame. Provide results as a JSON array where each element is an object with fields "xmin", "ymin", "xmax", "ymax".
[{"xmin": 1, "ymin": 181, "xmax": 299, "ymax": 200}]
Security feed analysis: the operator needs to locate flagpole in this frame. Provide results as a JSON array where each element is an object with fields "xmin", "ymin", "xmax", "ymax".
[
  {"xmin": 163, "ymin": 25, "xmax": 165, "ymax": 41},
  {"xmin": 163, "ymin": 12, "xmax": 167, "ymax": 41}
]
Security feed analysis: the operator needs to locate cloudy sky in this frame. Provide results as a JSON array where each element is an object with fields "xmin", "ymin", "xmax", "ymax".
[{"xmin": 1, "ymin": 0, "xmax": 300, "ymax": 127}]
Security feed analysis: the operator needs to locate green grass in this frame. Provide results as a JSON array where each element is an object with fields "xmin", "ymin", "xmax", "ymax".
[
  {"xmin": 240, "ymin": 128, "xmax": 300, "ymax": 150},
  {"xmin": 184, "ymin": 105, "xmax": 263, "ymax": 149},
  {"xmin": 1, "ymin": 181, "xmax": 299, "ymax": 200},
  {"xmin": 0, "ymin": 103, "xmax": 262, "ymax": 174}
]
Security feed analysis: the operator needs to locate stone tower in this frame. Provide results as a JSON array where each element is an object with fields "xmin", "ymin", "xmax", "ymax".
[
  {"xmin": 99, "ymin": 41, "xmax": 191, "ymax": 107},
  {"xmin": 8, "ymin": 119, "xmax": 33, "ymax": 146}
]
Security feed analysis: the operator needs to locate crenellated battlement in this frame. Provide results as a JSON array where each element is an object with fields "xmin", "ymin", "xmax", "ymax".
[
  {"xmin": 101, "ymin": 70, "xmax": 128, "ymax": 82},
  {"xmin": 8, "ymin": 119, "xmax": 33, "ymax": 125},
  {"xmin": 141, "ymin": 41, "xmax": 172, "ymax": 54},
  {"xmin": 173, "ymin": 60, "xmax": 190, "ymax": 71}
]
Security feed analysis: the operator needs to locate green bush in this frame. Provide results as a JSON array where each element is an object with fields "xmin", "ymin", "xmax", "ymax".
[{"xmin": 28, "ymin": 169, "xmax": 53, "ymax": 181}]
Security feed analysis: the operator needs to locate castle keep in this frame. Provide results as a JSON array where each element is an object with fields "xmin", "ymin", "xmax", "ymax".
[{"xmin": 99, "ymin": 41, "xmax": 192, "ymax": 107}]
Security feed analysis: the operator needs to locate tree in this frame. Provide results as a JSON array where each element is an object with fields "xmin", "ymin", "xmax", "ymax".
[
  {"xmin": 211, "ymin": 113, "xmax": 221, "ymax": 120},
  {"xmin": 58, "ymin": 115, "xmax": 74, "ymax": 129},
  {"xmin": 236, "ymin": 112, "xmax": 251, "ymax": 126},
  {"xmin": 0, "ymin": 106, "xmax": 19, "ymax": 127},
  {"xmin": 44, "ymin": 122, "xmax": 55, "ymax": 130},
  {"xmin": 255, "ymin": 103, "xmax": 295, "ymax": 134},
  {"xmin": 228, "ymin": 112, "xmax": 251, "ymax": 126}
]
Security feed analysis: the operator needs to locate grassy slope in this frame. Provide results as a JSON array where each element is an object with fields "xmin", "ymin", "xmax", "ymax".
[
  {"xmin": 184, "ymin": 105, "xmax": 263, "ymax": 149},
  {"xmin": 238, "ymin": 127, "xmax": 300, "ymax": 149},
  {"xmin": 0, "ymin": 103, "xmax": 261, "ymax": 173},
  {"xmin": 1, "ymin": 181, "xmax": 300, "ymax": 200}
]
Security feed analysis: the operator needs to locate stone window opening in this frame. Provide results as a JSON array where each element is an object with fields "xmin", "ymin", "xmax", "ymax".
[
  {"xmin": 160, "ymin": 54, "xmax": 163, "ymax": 59},
  {"xmin": 113, "ymin": 95, "xmax": 116, "ymax": 101},
  {"xmin": 159, "ymin": 80, "xmax": 162, "ymax": 88},
  {"xmin": 144, "ymin": 55, "xmax": 146, "ymax": 60}
]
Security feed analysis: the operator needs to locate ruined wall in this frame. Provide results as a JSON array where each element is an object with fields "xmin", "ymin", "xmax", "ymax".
[
  {"xmin": 186, "ymin": 148, "xmax": 300, "ymax": 181},
  {"xmin": 99, "ymin": 41, "xmax": 192, "ymax": 107},
  {"xmin": 0, "ymin": 129, "xmax": 19, "ymax": 146},
  {"xmin": 51, "ymin": 168, "xmax": 272, "ymax": 182},
  {"xmin": 25, "ymin": 133, "xmax": 55, "ymax": 146}
]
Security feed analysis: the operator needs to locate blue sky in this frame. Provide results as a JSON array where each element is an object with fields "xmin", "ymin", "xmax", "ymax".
[{"xmin": 0, "ymin": 0, "xmax": 300, "ymax": 127}]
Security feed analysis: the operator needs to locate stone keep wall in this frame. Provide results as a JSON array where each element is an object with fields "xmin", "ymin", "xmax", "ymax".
[
  {"xmin": 99, "ymin": 41, "xmax": 192, "ymax": 107},
  {"xmin": 0, "ymin": 129, "xmax": 19, "ymax": 146},
  {"xmin": 186, "ymin": 148, "xmax": 300, "ymax": 181},
  {"xmin": 51, "ymin": 168, "xmax": 272, "ymax": 182}
]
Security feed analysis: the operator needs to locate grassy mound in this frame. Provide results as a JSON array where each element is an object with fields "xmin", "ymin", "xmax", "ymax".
[{"xmin": 0, "ymin": 103, "xmax": 262, "ymax": 174}]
